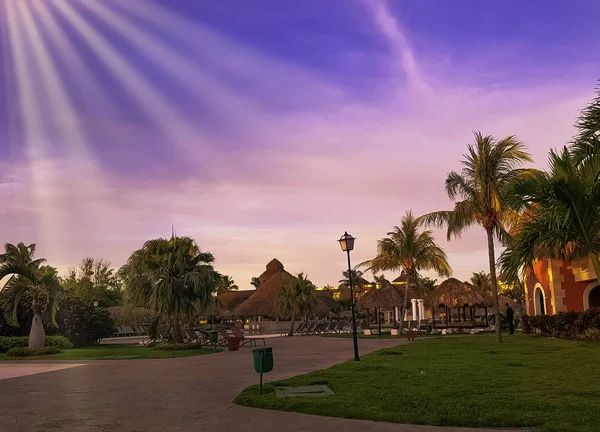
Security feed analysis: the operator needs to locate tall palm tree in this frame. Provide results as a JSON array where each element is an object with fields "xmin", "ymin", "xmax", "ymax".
[
  {"xmin": 415, "ymin": 276, "xmax": 438, "ymax": 298},
  {"xmin": 422, "ymin": 132, "xmax": 532, "ymax": 342},
  {"xmin": 360, "ymin": 211, "xmax": 452, "ymax": 332},
  {"xmin": 276, "ymin": 273, "xmax": 317, "ymax": 337},
  {"xmin": 500, "ymin": 147, "xmax": 600, "ymax": 284},
  {"xmin": 119, "ymin": 236, "xmax": 220, "ymax": 343},
  {"xmin": 0, "ymin": 243, "xmax": 61, "ymax": 349}
]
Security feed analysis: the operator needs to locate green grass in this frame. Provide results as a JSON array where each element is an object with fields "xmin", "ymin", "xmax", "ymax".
[
  {"xmin": 0, "ymin": 344, "xmax": 221, "ymax": 360},
  {"xmin": 322, "ymin": 332, "xmax": 406, "ymax": 339},
  {"xmin": 236, "ymin": 334, "xmax": 600, "ymax": 432}
]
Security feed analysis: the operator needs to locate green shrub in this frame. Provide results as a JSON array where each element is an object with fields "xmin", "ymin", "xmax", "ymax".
[
  {"xmin": 0, "ymin": 336, "xmax": 28, "ymax": 353},
  {"xmin": 521, "ymin": 315, "xmax": 532, "ymax": 333},
  {"xmin": 55, "ymin": 296, "xmax": 116, "ymax": 347},
  {"xmin": 528, "ymin": 308, "xmax": 600, "ymax": 340},
  {"xmin": 152, "ymin": 342, "xmax": 203, "ymax": 351},
  {"xmin": 7, "ymin": 346, "xmax": 62, "ymax": 357},
  {"xmin": 45, "ymin": 336, "xmax": 73, "ymax": 349}
]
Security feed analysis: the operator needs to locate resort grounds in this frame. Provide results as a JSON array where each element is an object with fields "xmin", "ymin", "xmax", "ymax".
[{"xmin": 1, "ymin": 332, "xmax": 599, "ymax": 432}]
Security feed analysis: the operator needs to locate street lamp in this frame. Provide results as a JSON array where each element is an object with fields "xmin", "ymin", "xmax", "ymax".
[{"xmin": 338, "ymin": 232, "xmax": 360, "ymax": 361}]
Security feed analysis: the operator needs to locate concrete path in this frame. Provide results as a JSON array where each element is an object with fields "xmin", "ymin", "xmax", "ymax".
[{"xmin": 0, "ymin": 336, "xmax": 513, "ymax": 432}]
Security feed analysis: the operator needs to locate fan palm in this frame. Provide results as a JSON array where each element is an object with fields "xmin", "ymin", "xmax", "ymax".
[
  {"xmin": 421, "ymin": 132, "xmax": 532, "ymax": 342},
  {"xmin": 360, "ymin": 211, "xmax": 452, "ymax": 332},
  {"xmin": 276, "ymin": 273, "xmax": 317, "ymax": 336},
  {"xmin": 499, "ymin": 147, "xmax": 600, "ymax": 284},
  {"xmin": 119, "ymin": 236, "xmax": 220, "ymax": 343},
  {"xmin": 0, "ymin": 243, "xmax": 61, "ymax": 349}
]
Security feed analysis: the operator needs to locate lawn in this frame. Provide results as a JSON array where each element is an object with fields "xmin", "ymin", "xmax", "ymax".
[
  {"xmin": 236, "ymin": 334, "xmax": 600, "ymax": 432},
  {"xmin": 322, "ymin": 332, "xmax": 406, "ymax": 339},
  {"xmin": 0, "ymin": 344, "xmax": 221, "ymax": 361}
]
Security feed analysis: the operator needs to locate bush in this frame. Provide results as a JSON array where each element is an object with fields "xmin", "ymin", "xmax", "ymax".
[
  {"xmin": 45, "ymin": 336, "xmax": 73, "ymax": 350},
  {"xmin": 528, "ymin": 308, "xmax": 600, "ymax": 341},
  {"xmin": 0, "ymin": 335, "xmax": 73, "ymax": 353},
  {"xmin": 0, "ymin": 336, "xmax": 28, "ymax": 353},
  {"xmin": 55, "ymin": 296, "xmax": 116, "ymax": 347},
  {"xmin": 152, "ymin": 342, "xmax": 203, "ymax": 351},
  {"xmin": 7, "ymin": 346, "xmax": 62, "ymax": 357},
  {"xmin": 521, "ymin": 315, "xmax": 532, "ymax": 334}
]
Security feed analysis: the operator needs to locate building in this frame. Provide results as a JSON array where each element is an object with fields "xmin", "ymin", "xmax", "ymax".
[{"xmin": 524, "ymin": 257, "xmax": 600, "ymax": 315}]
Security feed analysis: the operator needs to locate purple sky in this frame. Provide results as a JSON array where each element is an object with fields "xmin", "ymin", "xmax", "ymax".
[{"xmin": 1, "ymin": 0, "xmax": 599, "ymax": 288}]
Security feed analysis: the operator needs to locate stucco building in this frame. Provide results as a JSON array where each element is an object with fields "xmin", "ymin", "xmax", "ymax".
[{"xmin": 525, "ymin": 258, "xmax": 600, "ymax": 315}]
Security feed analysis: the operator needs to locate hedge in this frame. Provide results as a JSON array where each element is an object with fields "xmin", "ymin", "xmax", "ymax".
[
  {"xmin": 0, "ymin": 335, "xmax": 72, "ymax": 353},
  {"xmin": 526, "ymin": 308, "xmax": 600, "ymax": 341},
  {"xmin": 7, "ymin": 346, "xmax": 62, "ymax": 357},
  {"xmin": 152, "ymin": 342, "xmax": 204, "ymax": 351}
]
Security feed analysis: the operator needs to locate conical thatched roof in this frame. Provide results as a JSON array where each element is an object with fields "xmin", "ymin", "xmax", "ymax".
[
  {"xmin": 313, "ymin": 298, "xmax": 331, "ymax": 317},
  {"xmin": 358, "ymin": 284, "xmax": 404, "ymax": 310},
  {"xmin": 218, "ymin": 290, "xmax": 254, "ymax": 313},
  {"xmin": 392, "ymin": 271, "xmax": 408, "ymax": 284},
  {"xmin": 427, "ymin": 278, "xmax": 485, "ymax": 308},
  {"xmin": 236, "ymin": 259, "xmax": 295, "ymax": 316}
]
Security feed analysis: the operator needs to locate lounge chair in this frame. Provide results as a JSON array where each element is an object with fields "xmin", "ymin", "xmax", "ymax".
[
  {"xmin": 300, "ymin": 322, "xmax": 316, "ymax": 335},
  {"xmin": 326, "ymin": 321, "xmax": 338, "ymax": 334},
  {"xmin": 231, "ymin": 328, "xmax": 265, "ymax": 346},
  {"xmin": 312, "ymin": 322, "xmax": 328, "ymax": 334}
]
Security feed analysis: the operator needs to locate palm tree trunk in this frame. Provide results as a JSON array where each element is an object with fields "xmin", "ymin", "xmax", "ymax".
[
  {"xmin": 29, "ymin": 297, "xmax": 45, "ymax": 349},
  {"xmin": 172, "ymin": 319, "xmax": 184, "ymax": 343},
  {"xmin": 399, "ymin": 273, "xmax": 411, "ymax": 333},
  {"xmin": 486, "ymin": 227, "xmax": 502, "ymax": 343},
  {"xmin": 288, "ymin": 312, "xmax": 296, "ymax": 337}
]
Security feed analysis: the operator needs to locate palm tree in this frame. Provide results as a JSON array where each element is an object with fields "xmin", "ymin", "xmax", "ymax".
[
  {"xmin": 250, "ymin": 277, "xmax": 261, "ymax": 288},
  {"xmin": 119, "ymin": 236, "xmax": 220, "ymax": 343},
  {"xmin": 217, "ymin": 275, "xmax": 238, "ymax": 294},
  {"xmin": 338, "ymin": 269, "xmax": 369, "ymax": 296},
  {"xmin": 415, "ymin": 276, "xmax": 438, "ymax": 298},
  {"xmin": 500, "ymin": 147, "xmax": 600, "ymax": 284},
  {"xmin": 470, "ymin": 271, "xmax": 491, "ymax": 293},
  {"xmin": 421, "ymin": 132, "xmax": 532, "ymax": 342},
  {"xmin": 276, "ymin": 273, "xmax": 317, "ymax": 337},
  {"xmin": 360, "ymin": 211, "xmax": 452, "ymax": 333},
  {"xmin": 0, "ymin": 243, "xmax": 61, "ymax": 349}
]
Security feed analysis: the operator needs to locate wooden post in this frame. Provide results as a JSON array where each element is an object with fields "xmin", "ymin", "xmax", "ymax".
[{"xmin": 484, "ymin": 307, "xmax": 489, "ymax": 327}]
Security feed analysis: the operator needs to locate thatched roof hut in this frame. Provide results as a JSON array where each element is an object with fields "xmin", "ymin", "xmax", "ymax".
[
  {"xmin": 315, "ymin": 291, "xmax": 341, "ymax": 312},
  {"xmin": 236, "ymin": 259, "xmax": 295, "ymax": 316},
  {"xmin": 217, "ymin": 290, "xmax": 254, "ymax": 315},
  {"xmin": 358, "ymin": 284, "xmax": 404, "ymax": 310},
  {"xmin": 427, "ymin": 278, "xmax": 485, "ymax": 308}
]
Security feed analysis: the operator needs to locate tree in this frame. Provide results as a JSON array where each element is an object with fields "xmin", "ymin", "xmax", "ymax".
[
  {"xmin": 216, "ymin": 275, "xmax": 238, "ymax": 294},
  {"xmin": 0, "ymin": 243, "xmax": 62, "ymax": 349},
  {"xmin": 415, "ymin": 276, "xmax": 437, "ymax": 298},
  {"xmin": 360, "ymin": 211, "xmax": 452, "ymax": 333},
  {"xmin": 250, "ymin": 277, "xmax": 261, "ymax": 288},
  {"xmin": 338, "ymin": 269, "xmax": 369, "ymax": 294},
  {"xmin": 275, "ymin": 273, "xmax": 317, "ymax": 337},
  {"xmin": 119, "ymin": 236, "xmax": 220, "ymax": 343},
  {"xmin": 421, "ymin": 132, "xmax": 532, "ymax": 342},
  {"xmin": 470, "ymin": 271, "xmax": 491, "ymax": 293},
  {"xmin": 54, "ymin": 295, "xmax": 115, "ymax": 347},
  {"xmin": 500, "ymin": 147, "xmax": 600, "ymax": 284},
  {"xmin": 62, "ymin": 258, "xmax": 122, "ymax": 307}
]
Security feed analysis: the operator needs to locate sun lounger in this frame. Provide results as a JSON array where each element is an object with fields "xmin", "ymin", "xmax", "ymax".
[
  {"xmin": 300, "ymin": 322, "xmax": 316, "ymax": 335},
  {"xmin": 312, "ymin": 322, "xmax": 328, "ymax": 334},
  {"xmin": 231, "ymin": 327, "xmax": 265, "ymax": 347}
]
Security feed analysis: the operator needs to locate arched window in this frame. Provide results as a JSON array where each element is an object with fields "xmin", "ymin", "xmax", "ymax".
[
  {"xmin": 534, "ymin": 286, "xmax": 546, "ymax": 315},
  {"xmin": 588, "ymin": 286, "xmax": 600, "ymax": 309}
]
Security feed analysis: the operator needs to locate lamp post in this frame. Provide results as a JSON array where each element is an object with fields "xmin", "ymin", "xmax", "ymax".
[{"xmin": 338, "ymin": 232, "xmax": 360, "ymax": 361}]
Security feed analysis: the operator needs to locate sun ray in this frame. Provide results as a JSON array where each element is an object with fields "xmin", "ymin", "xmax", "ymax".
[
  {"xmin": 77, "ymin": 0, "xmax": 258, "ymax": 124},
  {"xmin": 53, "ymin": 0, "xmax": 223, "ymax": 171},
  {"xmin": 31, "ymin": 0, "xmax": 113, "ymax": 115},
  {"xmin": 5, "ymin": 0, "xmax": 63, "ymax": 248},
  {"xmin": 15, "ymin": 0, "xmax": 115, "ymax": 242}
]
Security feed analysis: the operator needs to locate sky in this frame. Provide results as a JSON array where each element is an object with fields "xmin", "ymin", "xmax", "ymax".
[{"xmin": 1, "ymin": 0, "xmax": 599, "ymax": 289}]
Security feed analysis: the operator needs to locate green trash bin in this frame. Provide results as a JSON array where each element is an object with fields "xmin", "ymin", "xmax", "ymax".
[
  {"xmin": 253, "ymin": 347, "xmax": 273, "ymax": 373},
  {"xmin": 209, "ymin": 331, "xmax": 219, "ymax": 347}
]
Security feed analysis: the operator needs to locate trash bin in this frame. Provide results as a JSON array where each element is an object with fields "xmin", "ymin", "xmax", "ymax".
[
  {"xmin": 407, "ymin": 330, "xmax": 415, "ymax": 341},
  {"xmin": 227, "ymin": 336, "xmax": 241, "ymax": 351},
  {"xmin": 253, "ymin": 347, "xmax": 273, "ymax": 373},
  {"xmin": 209, "ymin": 331, "xmax": 219, "ymax": 346}
]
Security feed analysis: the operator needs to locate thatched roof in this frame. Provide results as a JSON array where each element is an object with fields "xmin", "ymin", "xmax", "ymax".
[
  {"xmin": 313, "ymin": 298, "xmax": 332, "ymax": 317},
  {"xmin": 236, "ymin": 259, "xmax": 295, "ymax": 316},
  {"xmin": 392, "ymin": 271, "xmax": 408, "ymax": 284},
  {"xmin": 358, "ymin": 285, "xmax": 404, "ymax": 310},
  {"xmin": 427, "ymin": 278, "xmax": 485, "ymax": 308},
  {"xmin": 315, "ymin": 291, "xmax": 341, "ymax": 312},
  {"xmin": 218, "ymin": 290, "xmax": 254, "ymax": 312}
]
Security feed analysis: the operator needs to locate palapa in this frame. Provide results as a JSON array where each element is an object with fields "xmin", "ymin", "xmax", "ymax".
[
  {"xmin": 427, "ymin": 278, "xmax": 485, "ymax": 308},
  {"xmin": 358, "ymin": 284, "xmax": 404, "ymax": 310}
]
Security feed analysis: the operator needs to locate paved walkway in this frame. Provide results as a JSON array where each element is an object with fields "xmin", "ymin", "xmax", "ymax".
[{"xmin": 0, "ymin": 336, "xmax": 513, "ymax": 432}]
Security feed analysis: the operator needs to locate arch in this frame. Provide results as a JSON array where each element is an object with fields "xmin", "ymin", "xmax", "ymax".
[
  {"xmin": 534, "ymin": 284, "xmax": 546, "ymax": 316},
  {"xmin": 583, "ymin": 282, "xmax": 600, "ymax": 310}
]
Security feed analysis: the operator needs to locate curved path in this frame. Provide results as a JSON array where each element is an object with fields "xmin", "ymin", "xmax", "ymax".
[{"xmin": 0, "ymin": 336, "xmax": 512, "ymax": 432}]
